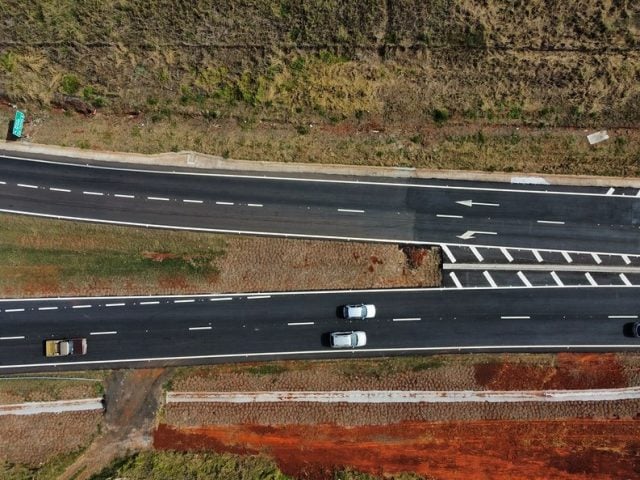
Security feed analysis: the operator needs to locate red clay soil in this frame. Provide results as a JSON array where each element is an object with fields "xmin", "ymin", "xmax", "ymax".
[
  {"xmin": 474, "ymin": 353, "xmax": 628, "ymax": 390},
  {"xmin": 154, "ymin": 420, "xmax": 640, "ymax": 480}
]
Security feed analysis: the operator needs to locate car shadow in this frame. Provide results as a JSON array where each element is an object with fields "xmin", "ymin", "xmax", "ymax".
[{"xmin": 622, "ymin": 322, "xmax": 638, "ymax": 338}]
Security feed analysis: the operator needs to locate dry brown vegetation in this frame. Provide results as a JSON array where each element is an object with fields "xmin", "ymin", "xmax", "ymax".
[{"xmin": 1, "ymin": 1, "xmax": 639, "ymax": 175}]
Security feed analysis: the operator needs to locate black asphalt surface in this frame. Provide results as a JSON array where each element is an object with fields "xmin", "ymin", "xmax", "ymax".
[
  {"xmin": 0, "ymin": 153, "xmax": 639, "ymax": 371},
  {"xmin": 0, "ymin": 287, "xmax": 639, "ymax": 372},
  {"xmin": 0, "ymin": 154, "xmax": 639, "ymax": 253}
]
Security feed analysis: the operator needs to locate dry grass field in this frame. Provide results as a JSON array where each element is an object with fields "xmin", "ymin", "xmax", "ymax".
[{"xmin": 1, "ymin": 1, "xmax": 639, "ymax": 175}]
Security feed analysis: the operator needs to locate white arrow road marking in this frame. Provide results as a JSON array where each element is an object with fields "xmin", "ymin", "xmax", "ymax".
[
  {"xmin": 457, "ymin": 230, "xmax": 498, "ymax": 240},
  {"xmin": 456, "ymin": 200, "xmax": 500, "ymax": 207}
]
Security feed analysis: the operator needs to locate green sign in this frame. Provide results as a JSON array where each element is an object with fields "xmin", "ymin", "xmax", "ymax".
[{"xmin": 12, "ymin": 111, "xmax": 25, "ymax": 138}]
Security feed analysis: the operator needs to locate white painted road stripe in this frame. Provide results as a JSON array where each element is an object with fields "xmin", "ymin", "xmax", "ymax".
[
  {"xmin": 114, "ymin": 194, "xmax": 134, "ymax": 199},
  {"xmin": 517, "ymin": 271, "xmax": 532, "ymax": 287},
  {"xmin": 562, "ymin": 251, "xmax": 573, "ymax": 263},
  {"xmin": 287, "ymin": 322, "xmax": 315, "ymax": 326},
  {"xmin": 436, "ymin": 214, "xmax": 463, "ymax": 219},
  {"xmin": 0, "ymin": 181, "xmax": 5, "ymax": 185},
  {"xmin": 470, "ymin": 246, "xmax": 484, "ymax": 262},
  {"xmin": 608, "ymin": 315, "xmax": 638, "ymax": 319},
  {"xmin": 533, "ymin": 250, "xmax": 544, "ymax": 263},
  {"xmin": 83, "ymin": 191, "xmax": 104, "ymax": 196},
  {"xmin": 72, "ymin": 305, "xmax": 92, "ymax": 309},
  {"xmin": 393, "ymin": 317, "xmax": 421, "ymax": 322},
  {"xmin": 501, "ymin": 316, "xmax": 531, "ymax": 320},
  {"xmin": 606, "ymin": 187, "xmax": 615, "ymax": 196},
  {"xmin": 500, "ymin": 247, "xmax": 514, "ymax": 262},
  {"xmin": 49, "ymin": 187, "xmax": 71, "ymax": 192},
  {"xmin": 248, "ymin": 203, "xmax": 263, "ymax": 207},
  {"xmin": 619, "ymin": 274, "xmax": 632, "ymax": 286},
  {"xmin": 441, "ymin": 244, "xmax": 456, "ymax": 263},
  {"xmin": 148, "ymin": 196, "xmax": 170, "ymax": 201},
  {"xmin": 174, "ymin": 299, "xmax": 195, "ymax": 303},
  {"xmin": 337, "ymin": 208, "xmax": 365, "ymax": 213},
  {"xmin": 189, "ymin": 326, "xmax": 212, "ymax": 331},
  {"xmin": 537, "ymin": 220, "xmax": 565, "ymax": 225},
  {"xmin": 449, "ymin": 272, "xmax": 463, "ymax": 288},
  {"xmin": 622, "ymin": 255, "xmax": 631, "ymax": 265},
  {"xmin": 38, "ymin": 306, "xmax": 58, "ymax": 311},
  {"xmin": 0, "ymin": 336, "xmax": 25, "ymax": 340},
  {"xmin": 592, "ymin": 253, "xmax": 602, "ymax": 264},
  {"xmin": 209, "ymin": 297, "xmax": 233, "ymax": 302},
  {"xmin": 5, "ymin": 308, "xmax": 25, "ymax": 313},
  {"xmin": 105, "ymin": 303, "xmax": 126, "ymax": 307},
  {"xmin": 183, "ymin": 199, "xmax": 203, "ymax": 204},
  {"xmin": 585, "ymin": 272, "xmax": 598, "ymax": 286},
  {"xmin": 139, "ymin": 301, "xmax": 160, "ymax": 305},
  {"xmin": 17, "ymin": 184, "xmax": 38, "ymax": 189},
  {"xmin": 551, "ymin": 271, "xmax": 564, "ymax": 286},
  {"xmin": 247, "ymin": 295, "xmax": 271, "ymax": 300},
  {"xmin": 216, "ymin": 201, "xmax": 234, "ymax": 205},
  {"xmin": 90, "ymin": 331, "xmax": 117, "ymax": 335},
  {"xmin": 483, "ymin": 271, "xmax": 497, "ymax": 288}
]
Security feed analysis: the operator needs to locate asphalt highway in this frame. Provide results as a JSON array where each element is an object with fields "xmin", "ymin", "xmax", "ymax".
[
  {"xmin": 0, "ymin": 287, "xmax": 639, "ymax": 372},
  {"xmin": 1, "ymin": 154, "xmax": 639, "ymax": 253}
]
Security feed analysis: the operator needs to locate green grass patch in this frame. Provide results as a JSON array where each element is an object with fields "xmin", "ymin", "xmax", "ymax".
[
  {"xmin": 0, "ymin": 371, "xmax": 109, "ymax": 403},
  {"xmin": 0, "ymin": 449, "xmax": 85, "ymax": 480}
]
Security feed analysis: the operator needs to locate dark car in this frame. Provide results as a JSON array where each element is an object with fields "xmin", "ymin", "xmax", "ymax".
[{"xmin": 632, "ymin": 322, "xmax": 640, "ymax": 338}]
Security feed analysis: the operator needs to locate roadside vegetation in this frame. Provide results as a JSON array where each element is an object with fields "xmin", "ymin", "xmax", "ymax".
[
  {"xmin": 0, "ymin": 450, "xmax": 86, "ymax": 480},
  {"xmin": 1, "ymin": 1, "xmax": 639, "ymax": 176},
  {"xmin": 0, "ymin": 370, "xmax": 107, "ymax": 404}
]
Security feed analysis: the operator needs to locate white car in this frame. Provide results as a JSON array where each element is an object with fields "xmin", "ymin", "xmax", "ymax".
[
  {"xmin": 330, "ymin": 331, "xmax": 367, "ymax": 348},
  {"xmin": 342, "ymin": 304, "xmax": 376, "ymax": 320}
]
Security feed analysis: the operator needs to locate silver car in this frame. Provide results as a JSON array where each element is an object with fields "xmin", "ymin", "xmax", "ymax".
[
  {"xmin": 342, "ymin": 304, "xmax": 376, "ymax": 320},
  {"xmin": 330, "ymin": 331, "xmax": 367, "ymax": 348}
]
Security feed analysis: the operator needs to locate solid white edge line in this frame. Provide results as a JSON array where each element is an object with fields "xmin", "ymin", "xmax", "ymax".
[
  {"xmin": 533, "ymin": 250, "xmax": 544, "ymax": 262},
  {"xmin": 592, "ymin": 253, "xmax": 602, "ymax": 264},
  {"xmin": 183, "ymin": 199, "xmax": 203, "ymax": 204},
  {"xmin": 392, "ymin": 318, "xmax": 421, "ymax": 322},
  {"xmin": 114, "ymin": 194, "xmax": 135, "ymax": 199},
  {"xmin": 0, "ymin": 336, "xmax": 25, "ymax": 340},
  {"xmin": 500, "ymin": 247, "xmax": 514, "ymax": 263},
  {"xmin": 537, "ymin": 220, "xmax": 566, "ymax": 225},
  {"xmin": 585, "ymin": 272, "xmax": 598, "ymax": 286},
  {"xmin": 470, "ymin": 246, "xmax": 484, "ymax": 262},
  {"xmin": 483, "ymin": 270, "xmax": 497, "ymax": 288},
  {"xmin": 517, "ymin": 271, "xmax": 532, "ymax": 288},
  {"xmin": 174, "ymin": 299, "xmax": 195, "ymax": 303},
  {"xmin": 440, "ymin": 244, "xmax": 456, "ymax": 264},
  {"xmin": 49, "ymin": 187, "xmax": 71, "ymax": 193},
  {"xmin": 247, "ymin": 295, "xmax": 271, "ymax": 300},
  {"xmin": 562, "ymin": 251, "xmax": 573, "ymax": 263},
  {"xmin": 287, "ymin": 322, "xmax": 315, "ymax": 326},
  {"xmin": 449, "ymin": 272, "xmax": 463, "ymax": 288},
  {"xmin": 72, "ymin": 305, "xmax": 92, "ymax": 309},
  {"xmin": 38, "ymin": 307, "xmax": 58, "ymax": 311},
  {"xmin": 501, "ymin": 316, "xmax": 531, "ymax": 320},
  {"xmin": 82, "ymin": 191, "xmax": 104, "ymax": 196},
  {"xmin": 90, "ymin": 331, "xmax": 117, "ymax": 336},
  {"xmin": 4, "ymin": 344, "xmax": 640, "ymax": 369},
  {"xmin": 17, "ymin": 184, "xmax": 38, "ymax": 189},
  {"xmin": 619, "ymin": 273, "xmax": 632, "ymax": 287},
  {"xmin": 337, "ymin": 208, "xmax": 365, "ymax": 213},
  {"xmin": 4, "ymin": 309, "xmax": 25, "ymax": 313},
  {"xmin": 105, "ymin": 303, "xmax": 126, "ymax": 307},
  {"xmin": 5, "ymin": 153, "xmax": 639, "ymax": 200},
  {"xmin": 608, "ymin": 315, "xmax": 638, "ymax": 319},
  {"xmin": 1, "ymin": 207, "xmax": 637, "ymax": 257},
  {"xmin": 147, "ymin": 196, "xmax": 170, "ymax": 201},
  {"xmin": 139, "ymin": 301, "xmax": 160, "ymax": 305},
  {"xmin": 436, "ymin": 214, "xmax": 463, "ymax": 219},
  {"xmin": 550, "ymin": 271, "xmax": 564, "ymax": 286},
  {"xmin": 188, "ymin": 326, "xmax": 212, "ymax": 331}
]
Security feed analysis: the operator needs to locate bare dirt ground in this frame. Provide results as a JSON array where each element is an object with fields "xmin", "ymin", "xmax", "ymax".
[
  {"xmin": 59, "ymin": 368, "xmax": 168, "ymax": 480},
  {"xmin": 153, "ymin": 420, "xmax": 640, "ymax": 480}
]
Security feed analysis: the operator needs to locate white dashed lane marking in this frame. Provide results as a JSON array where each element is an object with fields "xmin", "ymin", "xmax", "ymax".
[
  {"xmin": 4, "ymin": 308, "xmax": 25, "ymax": 313},
  {"xmin": 337, "ymin": 208, "xmax": 365, "ymax": 213},
  {"xmin": 608, "ymin": 315, "xmax": 638, "ymax": 319},
  {"xmin": 436, "ymin": 214, "xmax": 463, "ymax": 219},
  {"xmin": 216, "ymin": 201, "xmax": 234, "ymax": 206},
  {"xmin": 393, "ymin": 317, "xmax": 421, "ymax": 322},
  {"xmin": 501, "ymin": 316, "xmax": 531, "ymax": 320},
  {"xmin": 72, "ymin": 305, "xmax": 92, "ymax": 309},
  {"xmin": 174, "ymin": 299, "xmax": 195, "ymax": 304},
  {"xmin": 148, "ymin": 196, "xmax": 170, "ymax": 201},
  {"xmin": 287, "ymin": 322, "xmax": 314, "ymax": 326},
  {"xmin": 38, "ymin": 306, "xmax": 58, "ymax": 311},
  {"xmin": 209, "ymin": 297, "xmax": 233, "ymax": 302},
  {"xmin": 17, "ymin": 184, "xmax": 38, "ymax": 189},
  {"xmin": 537, "ymin": 220, "xmax": 565, "ymax": 225},
  {"xmin": 114, "ymin": 194, "xmax": 135, "ymax": 199},
  {"xmin": 105, "ymin": 303, "xmax": 126, "ymax": 307},
  {"xmin": 83, "ymin": 191, "xmax": 104, "ymax": 196},
  {"xmin": 189, "ymin": 326, "xmax": 212, "ymax": 331},
  {"xmin": 50, "ymin": 187, "xmax": 71, "ymax": 192},
  {"xmin": 247, "ymin": 295, "xmax": 271, "ymax": 300},
  {"xmin": 183, "ymin": 199, "xmax": 203, "ymax": 204},
  {"xmin": 248, "ymin": 203, "xmax": 263, "ymax": 207},
  {"xmin": 139, "ymin": 301, "xmax": 160, "ymax": 305},
  {"xmin": 90, "ymin": 331, "xmax": 117, "ymax": 335},
  {"xmin": 0, "ymin": 336, "xmax": 25, "ymax": 340}
]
